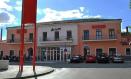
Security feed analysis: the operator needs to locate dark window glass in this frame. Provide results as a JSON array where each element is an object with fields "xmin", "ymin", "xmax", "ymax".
[
  {"xmin": 10, "ymin": 50, "xmax": 14, "ymax": 56},
  {"xmin": 11, "ymin": 34, "xmax": 15, "ymax": 42},
  {"xmin": 109, "ymin": 48, "xmax": 116, "ymax": 56},
  {"xmin": 67, "ymin": 31, "xmax": 72, "ymax": 40},
  {"xmin": 96, "ymin": 48, "xmax": 103, "ymax": 56},
  {"xmin": 126, "ymin": 48, "xmax": 131, "ymax": 56},
  {"xmin": 29, "ymin": 33, "xmax": 33, "ymax": 42},
  {"xmin": 55, "ymin": 31, "xmax": 59, "ymax": 41},
  {"xmin": 43, "ymin": 32, "xmax": 47, "ymax": 41},
  {"xmin": 83, "ymin": 30, "xmax": 89, "ymax": 40}
]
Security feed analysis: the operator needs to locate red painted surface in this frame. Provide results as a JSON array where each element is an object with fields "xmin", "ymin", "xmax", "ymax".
[
  {"xmin": 20, "ymin": 0, "xmax": 37, "ymax": 72},
  {"xmin": 92, "ymin": 25, "xmax": 106, "ymax": 28},
  {"xmin": 21, "ymin": 0, "xmax": 37, "ymax": 23}
]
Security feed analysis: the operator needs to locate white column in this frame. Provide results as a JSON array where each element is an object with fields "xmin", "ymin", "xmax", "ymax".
[
  {"xmin": 46, "ymin": 50, "xmax": 47, "ymax": 61},
  {"xmin": 49, "ymin": 50, "xmax": 51, "ymax": 61},
  {"xmin": 56, "ymin": 50, "xmax": 57, "ymax": 61},
  {"xmin": 53, "ymin": 49, "xmax": 54, "ymax": 61},
  {"xmin": 60, "ymin": 50, "xmax": 61, "ymax": 61},
  {"xmin": 62, "ymin": 50, "xmax": 65, "ymax": 61}
]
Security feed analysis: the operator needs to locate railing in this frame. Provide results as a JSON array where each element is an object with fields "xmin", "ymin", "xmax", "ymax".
[
  {"xmin": 7, "ymin": 38, "xmax": 33, "ymax": 43},
  {"xmin": 83, "ymin": 35, "xmax": 117, "ymax": 41},
  {"xmin": 39, "ymin": 37, "xmax": 73, "ymax": 42}
]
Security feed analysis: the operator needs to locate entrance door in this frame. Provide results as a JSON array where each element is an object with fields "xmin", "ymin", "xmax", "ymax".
[
  {"xmin": 109, "ymin": 48, "xmax": 116, "ymax": 56},
  {"xmin": 96, "ymin": 48, "xmax": 103, "ymax": 56},
  {"xmin": 28, "ymin": 48, "xmax": 33, "ymax": 61},
  {"xmin": 41, "ymin": 47, "xmax": 71, "ymax": 62},
  {"xmin": 84, "ymin": 46, "xmax": 90, "ymax": 59},
  {"xmin": 41, "ymin": 48, "xmax": 46, "ymax": 61}
]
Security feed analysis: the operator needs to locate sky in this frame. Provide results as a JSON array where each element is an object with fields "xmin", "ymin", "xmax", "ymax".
[{"xmin": 0, "ymin": 0, "xmax": 131, "ymax": 40}]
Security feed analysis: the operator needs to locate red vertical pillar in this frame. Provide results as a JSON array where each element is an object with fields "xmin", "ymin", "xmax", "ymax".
[
  {"xmin": 20, "ymin": 24, "xmax": 24, "ymax": 72},
  {"xmin": 33, "ymin": 23, "xmax": 37, "ymax": 71},
  {"xmin": 20, "ymin": 0, "xmax": 37, "ymax": 71}
]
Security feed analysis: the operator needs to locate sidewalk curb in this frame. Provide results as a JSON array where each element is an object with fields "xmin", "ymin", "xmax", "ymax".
[{"xmin": 8, "ymin": 69, "xmax": 54, "ymax": 79}]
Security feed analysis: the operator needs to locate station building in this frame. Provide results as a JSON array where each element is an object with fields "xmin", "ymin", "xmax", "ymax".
[{"xmin": 0, "ymin": 19, "xmax": 131, "ymax": 62}]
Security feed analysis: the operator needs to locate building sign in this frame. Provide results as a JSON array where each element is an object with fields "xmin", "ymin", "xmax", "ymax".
[
  {"xmin": 51, "ymin": 28, "xmax": 61, "ymax": 31},
  {"xmin": 92, "ymin": 25, "xmax": 106, "ymax": 29},
  {"xmin": 17, "ymin": 29, "xmax": 27, "ymax": 33}
]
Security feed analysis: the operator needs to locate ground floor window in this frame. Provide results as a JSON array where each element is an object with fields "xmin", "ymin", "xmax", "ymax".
[
  {"xmin": 0, "ymin": 51, "xmax": 3, "ymax": 59},
  {"xmin": 126, "ymin": 48, "xmax": 131, "ymax": 56},
  {"xmin": 10, "ymin": 50, "xmax": 14, "ymax": 56},
  {"xmin": 96, "ymin": 48, "xmax": 103, "ymax": 56},
  {"xmin": 109, "ymin": 48, "xmax": 116, "ymax": 56},
  {"xmin": 39, "ymin": 47, "xmax": 71, "ymax": 61}
]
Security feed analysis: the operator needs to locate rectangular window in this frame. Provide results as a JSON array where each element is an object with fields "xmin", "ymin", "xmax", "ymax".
[
  {"xmin": 126, "ymin": 48, "xmax": 131, "ymax": 56},
  {"xmin": 10, "ymin": 50, "xmax": 14, "ymax": 56},
  {"xmin": 55, "ymin": 31, "xmax": 59, "ymax": 41},
  {"xmin": 29, "ymin": 33, "xmax": 33, "ymax": 42},
  {"xmin": 0, "ymin": 51, "xmax": 3, "ymax": 59},
  {"xmin": 11, "ymin": 34, "xmax": 15, "ymax": 42},
  {"xmin": 67, "ymin": 31, "xmax": 72, "ymax": 40},
  {"xmin": 96, "ymin": 29, "xmax": 102, "ymax": 40},
  {"xmin": 109, "ymin": 48, "xmax": 116, "ymax": 56},
  {"xmin": 83, "ymin": 30, "xmax": 89, "ymax": 40},
  {"xmin": 43, "ymin": 32, "xmax": 47, "ymax": 41},
  {"xmin": 96, "ymin": 48, "xmax": 103, "ymax": 56},
  {"xmin": 109, "ymin": 29, "xmax": 115, "ymax": 39}
]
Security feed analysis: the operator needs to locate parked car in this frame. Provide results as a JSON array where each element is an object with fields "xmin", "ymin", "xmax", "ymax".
[
  {"xmin": 70, "ymin": 55, "xmax": 83, "ymax": 63},
  {"xmin": 97, "ymin": 53, "xmax": 109, "ymax": 63},
  {"xmin": 86, "ymin": 55, "xmax": 96, "ymax": 63},
  {"xmin": 112, "ymin": 55, "xmax": 124, "ymax": 63}
]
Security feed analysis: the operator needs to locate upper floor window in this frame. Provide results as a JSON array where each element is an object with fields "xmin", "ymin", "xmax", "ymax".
[
  {"xmin": 96, "ymin": 29, "xmax": 102, "ymax": 40},
  {"xmin": 109, "ymin": 29, "xmax": 115, "ymax": 39},
  {"xmin": 83, "ymin": 30, "xmax": 89, "ymax": 40},
  {"xmin": 11, "ymin": 34, "xmax": 15, "ymax": 42},
  {"xmin": 67, "ymin": 31, "xmax": 72, "ymax": 40},
  {"xmin": 126, "ymin": 48, "xmax": 131, "ymax": 56},
  {"xmin": 43, "ymin": 32, "xmax": 47, "ymax": 41},
  {"xmin": 29, "ymin": 33, "xmax": 33, "ymax": 42},
  {"xmin": 55, "ymin": 31, "xmax": 59, "ymax": 41}
]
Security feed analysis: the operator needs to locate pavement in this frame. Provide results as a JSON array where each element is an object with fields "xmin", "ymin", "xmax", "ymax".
[
  {"xmin": 30, "ymin": 68, "xmax": 131, "ymax": 79},
  {"xmin": 0, "ymin": 65, "xmax": 54, "ymax": 79}
]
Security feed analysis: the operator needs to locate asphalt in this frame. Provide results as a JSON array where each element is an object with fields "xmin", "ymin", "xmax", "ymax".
[{"xmin": 0, "ymin": 65, "xmax": 54, "ymax": 79}]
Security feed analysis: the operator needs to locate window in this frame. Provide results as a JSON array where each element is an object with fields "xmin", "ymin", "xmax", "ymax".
[
  {"xmin": 43, "ymin": 32, "xmax": 47, "ymax": 41},
  {"xmin": 96, "ymin": 29, "xmax": 102, "ymax": 40},
  {"xmin": 126, "ymin": 48, "xmax": 131, "ymax": 56},
  {"xmin": 109, "ymin": 48, "xmax": 116, "ymax": 56},
  {"xmin": 10, "ymin": 50, "xmax": 14, "ymax": 56},
  {"xmin": 0, "ymin": 51, "xmax": 3, "ymax": 59},
  {"xmin": 29, "ymin": 33, "xmax": 33, "ymax": 42},
  {"xmin": 67, "ymin": 31, "xmax": 72, "ymax": 40},
  {"xmin": 96, "ymin": 48, "xmax": 103, "ymax": 56},
  {"xmin": 11, "ymin": 34, "xmax": 15, "ymax": 42},
  {"xmin": 109, "ymin": 29, "xmax": 115, "ymax": 39},
  {"xmin": 83, "ymin": 30, "xmax": 89, "ymax": 40},
  {"xmin": 55, "ymin": 31, "xmax": 59, "ymax": 41}
]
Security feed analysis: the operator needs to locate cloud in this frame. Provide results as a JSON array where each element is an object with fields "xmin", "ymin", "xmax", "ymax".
[
  {"xmin": 0, "ymin": 0, "xmax": 13, "ymax": 11},
  {"xmin": 14, "ymin": 0, "xmax": 22, "ymax": 11},
  {"xmin": 38, "ymin": 7, "xmax": 102, "ymax": 22},
  {"xmin": 0, "ymin": 11, "xmax": 16, "ymax": 26}
]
